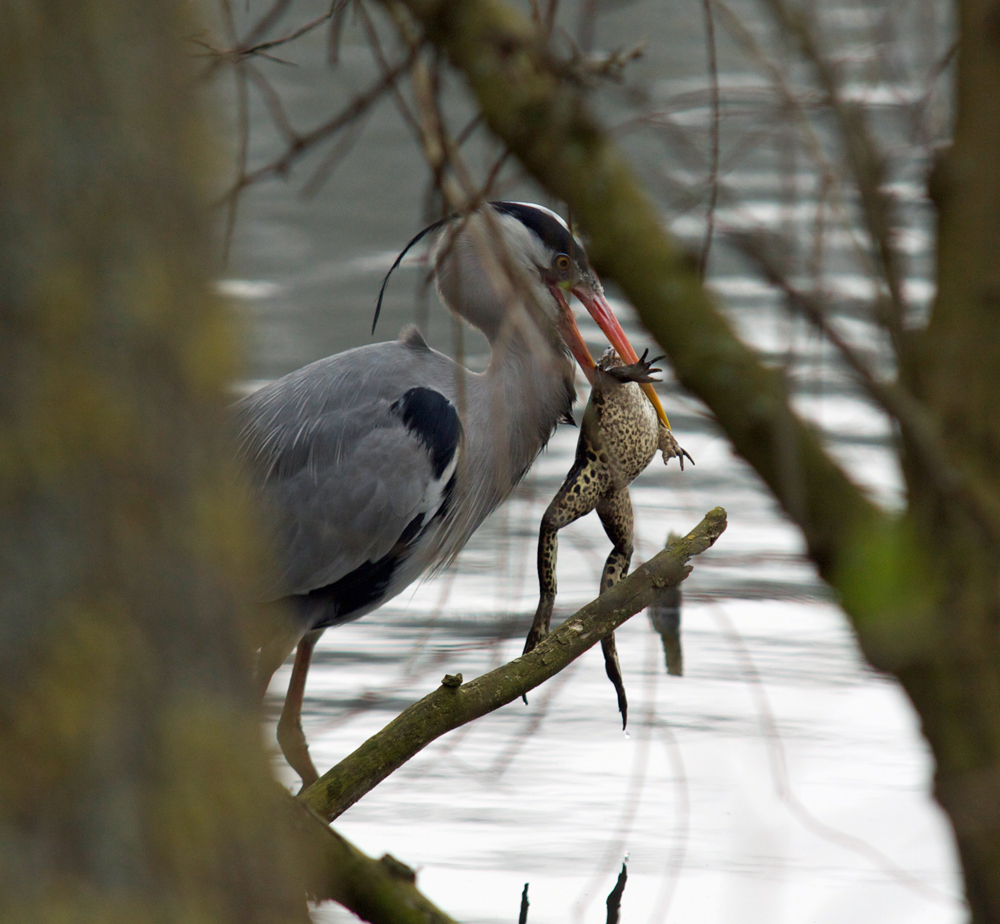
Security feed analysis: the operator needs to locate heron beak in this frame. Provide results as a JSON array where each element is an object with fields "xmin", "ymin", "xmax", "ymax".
[
  {"xmin": 571, "ymin": 285, "xmax": 672, "ymax": 430},
  {"xmin": 549, "ymin": 283, "xmax": 597, "ymax": 385}
]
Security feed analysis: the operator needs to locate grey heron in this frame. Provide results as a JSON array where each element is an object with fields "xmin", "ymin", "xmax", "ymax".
[{"xmin": 234, "ymin": 201, "xmax": 670, "ymax": 784}]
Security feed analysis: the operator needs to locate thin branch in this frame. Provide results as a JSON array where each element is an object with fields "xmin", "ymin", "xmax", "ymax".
[
  {"xmin": 221, "ymin": 47, "xmax": 420, "ymax": 198},
  {"xmin": 245, "ymin": 62, "xmax": 298, "ymax": 144},
  {"xmin": 300, "ymin": 508, "xmax": 727, "ymax": 821},
  {"xmin": 243, "ymin": 6, "xmax": 335, "ymax": 57},
  {"xmin": 299, "ymin": 112, "xmax": 370, "ymax": 198},
  {"xmin": 734, "ymin": 231, "xmax": 1000, "ymax": 543},
  {"xmin": 327, "ymin": 0, "xmax": 352, "ymax": 65},
  {"xmin": 218, "ymin": 0, "xmax": 249, "ymax": 263},
  {"xmin": 908, "ymin": 37, "xmax": 958, "ymax": 147},
  {"xmin": 356, "ymin": 0, "xmax": 424, "ymax": 139},
  {"xmin": 240, "ymin": 0, "xmax": 296, "ymax": 53},
  {"xmin": 699, "ymin": 0, "xmax": 720, "ymax": 280},
  {"xmin": 756, "ymin": 0, "xmax": 907, "ymax": 354},
  {"xmin": 201, "ymin": 0, "xmax": 300, "ymax": 78}
]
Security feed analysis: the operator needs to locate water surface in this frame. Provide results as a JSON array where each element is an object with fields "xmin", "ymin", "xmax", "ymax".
[{"xmin": 222, "ymin": 0, "xmax": 963, "ymax": 919}]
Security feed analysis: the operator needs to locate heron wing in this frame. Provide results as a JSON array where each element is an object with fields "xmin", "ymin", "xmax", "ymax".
[{"xmin": 233, "ymin": 339, "xmax": 462, "ymax": 599}]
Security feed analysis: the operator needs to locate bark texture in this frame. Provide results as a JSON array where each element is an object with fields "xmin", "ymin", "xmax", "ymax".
[
  {"xmin": 907, "ymin": 1, "xmax": 1000, "ymax": 916},
  {"xmin": 0, "ymin": 3, "xmax": 306, "ymax": 922}
]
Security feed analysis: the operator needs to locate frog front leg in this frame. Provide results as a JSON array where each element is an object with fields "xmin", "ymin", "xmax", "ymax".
[{"xmin": 524, "ymin": 450, "xmax": 609, "ymax": 655}]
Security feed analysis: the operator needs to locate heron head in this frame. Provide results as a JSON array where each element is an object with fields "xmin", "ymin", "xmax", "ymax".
[
  {"xmin": 374, "ymin": 202, "xmax": 670, "ymax": 428},
  {"xmin": 485, "ymin": 202, "xmax": 671, "ymax": 428}
]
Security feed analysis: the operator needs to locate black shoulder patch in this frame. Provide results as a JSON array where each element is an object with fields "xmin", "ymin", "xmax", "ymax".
[
  {"xmin": 491, "ymin": 201, "xmax": 584, "ymax": 263},
  {"xmin": 391, "ymin": 387, "xmax": 460, "ymax": 479}
]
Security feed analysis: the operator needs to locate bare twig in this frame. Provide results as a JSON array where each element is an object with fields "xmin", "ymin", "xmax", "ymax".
[
  {"xmin": 218, "ymin": 0, "xmax": 249, "ymax": 262},
  {"xmin": 240, "ymin": 0, "xmax": 296, "ymax": 54},
  {"xmin": 562, "ymin": 40, "xmax": 647, "ymax": 85},
  {"xmin": 244, "ymin": 6, "xmax": 335, "ymax": 57},
  {"xmin": 222, "ymin": 47, "xmax": 420, "ymax": 198},
  {"xmin": 300, "ymin": 112, "xmax": 370, "ymax": 198},
  {"xmin": 757, "ymin": 0, "xmax": 907, "ymax": 353},
  {"xmin": 734, "ymin": 231, "xmax": 1000, "ymax": 543},
  {"xmin": 909, "ymin": 37, "xmax": 958, "ymax": 147},
  {"xmin": 327, "ymin": 0, "xmax": 352, "ymax": 64},
  {"xmin": 699, "ymin": 0, "xmax": 721, "ymax": 280},
  {"xmin": 356, "ymin": 0, "xmax": 423, "ymax": 139},
  {"xmin": 245, "ymin": 63, "xmax": 298, "ymax": 144}
]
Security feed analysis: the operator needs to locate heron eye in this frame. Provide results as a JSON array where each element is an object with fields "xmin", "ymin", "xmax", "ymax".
[{"xmin": 553, "ymin": 254, "xmax": 572, "ymax": 273}]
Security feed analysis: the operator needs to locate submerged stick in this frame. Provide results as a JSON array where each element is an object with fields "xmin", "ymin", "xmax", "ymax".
[{"xmin": 301, "ymin": 507, "xmax": 727, "ymax": 822}]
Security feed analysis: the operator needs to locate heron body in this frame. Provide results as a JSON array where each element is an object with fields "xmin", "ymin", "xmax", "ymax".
[
  {"xmin": 523, "ymin": 348, "xmax": 691, "ymax": 727},
  {"xmin": 237, "ymin": 327, "xmax": 571, "ymax": 633},
  {"xmin": 235, "ymin": 202, "xmax": 667, "ymax": 784}
]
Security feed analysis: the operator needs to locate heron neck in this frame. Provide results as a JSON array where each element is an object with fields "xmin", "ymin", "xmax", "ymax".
[{"xmin": 464, "ymin": 311, "xmax": 575, "ymax": 511}]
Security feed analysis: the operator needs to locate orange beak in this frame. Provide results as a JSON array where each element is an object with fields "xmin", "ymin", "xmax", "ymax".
[
  {"xmin": 550, "ymin": 284, "xmax": 597, "ymax": 386},
  {"xmin": 563, "ymin": 284, "xmax": 672, "ymax": 430}
]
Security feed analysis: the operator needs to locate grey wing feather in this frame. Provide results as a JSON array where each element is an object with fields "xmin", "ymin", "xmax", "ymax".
[{"xmin": 233, "ymin": 339, "xmax": 460, "ymax": 598}]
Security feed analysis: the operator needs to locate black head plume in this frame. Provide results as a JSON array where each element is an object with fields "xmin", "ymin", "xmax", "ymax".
[
  {"xmin": 372, "ymin": 203, "xmax": 582, "ymax": 335},
  {"xmin": 372, "ymin": 216, "xmax": 448, "ymax": 335}
]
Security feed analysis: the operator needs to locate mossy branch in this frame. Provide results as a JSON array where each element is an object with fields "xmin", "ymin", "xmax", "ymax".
[
  {"xmin": 388, "ymin": 0, "xmax": 887, "ymax": 556},
  {"xmin": 285, "ymin": 796, "xmax": 459, "ymax": 924},
  {"xmin": 300, "ymin": 507, "xmax": 726, "ymax": 822}
]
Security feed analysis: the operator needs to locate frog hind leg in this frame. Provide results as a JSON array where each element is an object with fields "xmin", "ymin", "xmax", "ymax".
[{"xmin": 596, "ymin": 488, "xmax": 635, "ymax": 729}]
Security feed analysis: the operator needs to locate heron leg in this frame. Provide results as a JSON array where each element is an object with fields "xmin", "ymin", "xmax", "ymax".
[
  {"xmin": 524, "ymin": 455, "xmax": 607, "ymax": 655},
  {"xmin": 277, "ymin": 628, "xmax": 324, "ymax": 788},
  {"xmin": 596, "ymin": 489, "xmax": 634, "ymax": 729},
  {"xmin": 255, "ymin": 616, "xmax": 305, "ymax": 703}
]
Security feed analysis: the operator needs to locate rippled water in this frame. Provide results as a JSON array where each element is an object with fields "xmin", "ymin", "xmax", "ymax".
[{"xmin": 222, "ymin": 0, "xmax": 964, "ymax": 920}]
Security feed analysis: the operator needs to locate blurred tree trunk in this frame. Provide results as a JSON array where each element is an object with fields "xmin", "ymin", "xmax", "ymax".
[
  {"xmin": 391, "ymin": 0, "xmax": 1000, "ymax": 918},
  {"xmin": 906, "ymin": 0, "xmax": 1000, "ymax": 917},
  {"xmin": 0, "ymin": 3, "xmax": 307, "ymax": 921}
]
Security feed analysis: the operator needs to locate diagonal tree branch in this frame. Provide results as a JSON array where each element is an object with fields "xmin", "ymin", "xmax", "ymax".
[
  {"xmin": 301, "ymin": 507, "xmax": 727, "ymax": 822},
  {"xmin": 732, "ymin": 230, "xmax": 1000, "ymax": 544},
  {"xmin": 386, "ymin": 0, "xmax": 883, "ymax": 578}
]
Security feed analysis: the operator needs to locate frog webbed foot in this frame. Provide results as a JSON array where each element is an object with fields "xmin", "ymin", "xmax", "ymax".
[
  {"xmin": 657, "ymin": 423, "xmax": 694, "ymax": 470},
  {"xmin": 604, "ymin": 348, "xmax": 665, "ymax": 385}
]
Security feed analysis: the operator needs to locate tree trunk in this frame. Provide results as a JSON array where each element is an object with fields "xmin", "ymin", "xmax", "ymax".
[
  {"xmin": 0, "ymin": 3, "xmax": 306, "ymax": 921},
  {"xmin": 905, "ymin": 1, "xmax": 1000, "ymax": 917}
]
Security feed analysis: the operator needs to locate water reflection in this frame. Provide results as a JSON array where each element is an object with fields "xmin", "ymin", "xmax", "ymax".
[
  {"xmin": 516, "ymin": 863, "xmax": 628, "ymax": 924},
  {"xmin": 226, "ymin": 0, "xmax": 966, "ymax": 919}
]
